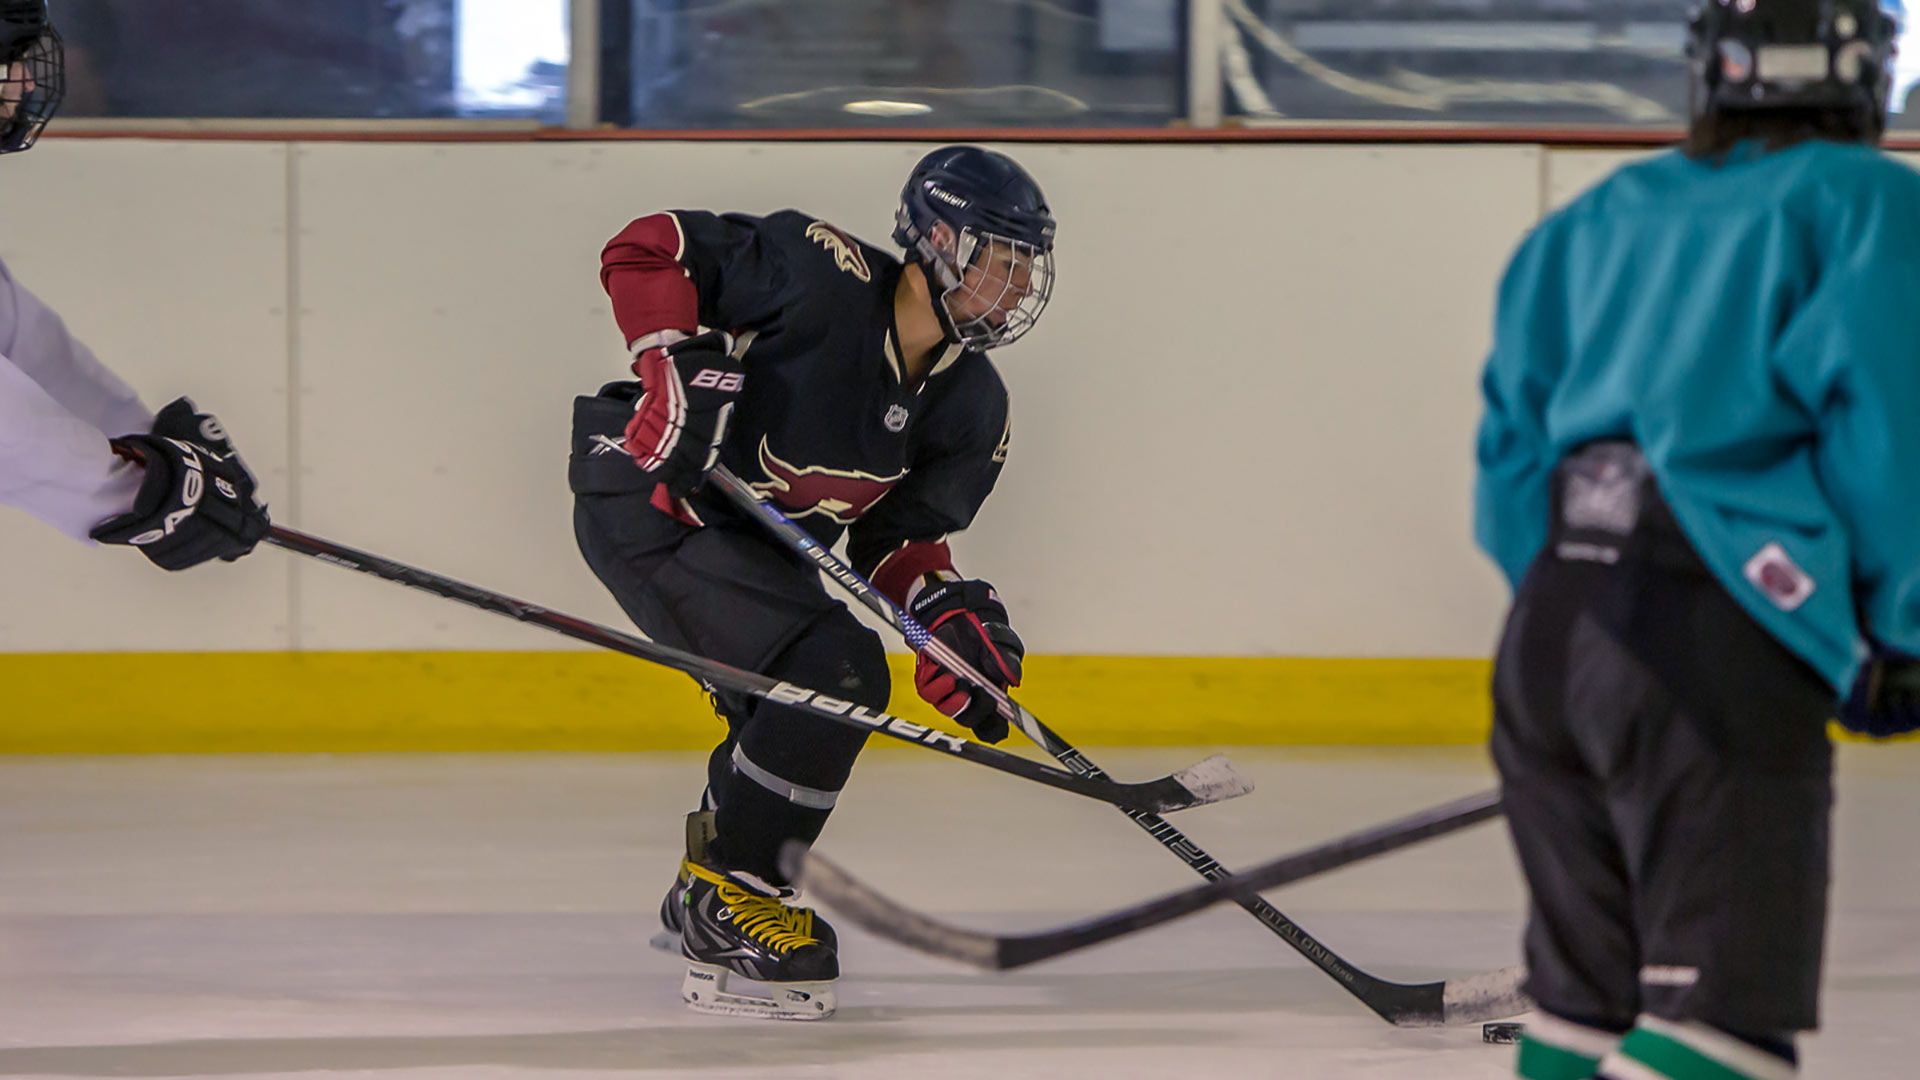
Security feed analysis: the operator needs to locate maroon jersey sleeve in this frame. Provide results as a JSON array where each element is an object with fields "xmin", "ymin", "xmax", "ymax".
[{"xmin": 600, "ymin": 210, "xmax": 795, "ymax": 348}]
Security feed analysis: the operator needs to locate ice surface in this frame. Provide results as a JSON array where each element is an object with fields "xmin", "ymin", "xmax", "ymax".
[{"xmin": 0, "ymin": 745, "xmax": 1913, "ymax": 1078}]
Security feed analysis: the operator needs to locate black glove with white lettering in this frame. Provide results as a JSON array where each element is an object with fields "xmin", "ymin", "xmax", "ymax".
[
  {"xmin": 908, "ymin": 578, "xmax": 1025, "ymax": 743},
  {"xmin": 1839, "ymin": 644, "xmax": 1920, "ymax": 738},
  {"xmin": 91, "ymin": 397, "xmax": 271, "ymax": 570}
]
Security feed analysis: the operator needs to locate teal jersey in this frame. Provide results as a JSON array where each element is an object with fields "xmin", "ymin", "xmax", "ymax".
[{"xmin": 1474, "ymin": 141, "xmax": 1920, "ymax": 691}]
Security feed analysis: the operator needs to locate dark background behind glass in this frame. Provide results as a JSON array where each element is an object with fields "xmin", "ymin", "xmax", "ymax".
[
  {"xmin": 49, "ymin": 0, "xmax": 1920, "ymax": 131},
  {"xmin": 59, "ymin": 0, "xmax": 461, "ymax": 119},
  {"xmin": 600, "ymin": 0, "xmax": 1187, "ymax": 129}
]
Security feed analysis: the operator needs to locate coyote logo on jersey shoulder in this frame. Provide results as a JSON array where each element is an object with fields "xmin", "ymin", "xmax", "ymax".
[{"xmin": 805, "ymin": 221, "xmax": 872, "ymax": 283}]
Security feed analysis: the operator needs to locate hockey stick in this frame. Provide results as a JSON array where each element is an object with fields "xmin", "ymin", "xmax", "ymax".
[
  {"xmin": 709, "ymin": 465, "xmax": 1166, "ymax": 756},
  {"xmin": 263, "ymin": 525, "xmax": 1244, "ymax": 814},
  {"xmin": 784, "ymin": 789, "xmax": 1506, "ymax": 982},
  {"xmin": 709, "ymin": 465, "xmax": 1527, "ymax": 1025}
]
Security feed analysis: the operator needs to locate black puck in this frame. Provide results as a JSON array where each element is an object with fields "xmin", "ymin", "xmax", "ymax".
[{"xmin": 1483, "ymin": 1021, "xmax": 1526, "ymax": 1045}]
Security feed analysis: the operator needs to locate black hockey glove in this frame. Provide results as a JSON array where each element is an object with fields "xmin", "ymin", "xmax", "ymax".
[
  {"xmin": 1839, "ymin": 645, "xmax": 1920, "ymax": 738},
  {"xmin": 90, "ymin": 397, "xmax": 271, "ymax": 570},
  {"xmin": 908, "ymin": 578, "xmax": 1024, "ymax": 743},
  {"xmin": 625, "ymin": 330, "xmax": 742, "ymax": 501}
]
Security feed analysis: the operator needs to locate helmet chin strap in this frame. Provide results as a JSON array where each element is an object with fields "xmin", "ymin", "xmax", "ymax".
[
  {"xmin": 908, "ymin": 244, "xmax": 967, "ymax": 347},
  {"xmin": 0, "ymin": 112, "xmax": 30, "ymax": 152},
  {"xmin": 931, "ymin": 294, "xmax": 965, "ymax": 347}
]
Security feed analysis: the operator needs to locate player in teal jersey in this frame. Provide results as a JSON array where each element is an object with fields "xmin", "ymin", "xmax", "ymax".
[{"xmin": 1475, "ymin": 2, "xmax": 1920, "ymax": 1078}]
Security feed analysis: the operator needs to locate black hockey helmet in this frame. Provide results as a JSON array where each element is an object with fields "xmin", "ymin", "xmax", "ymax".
[
  {"xmin": 1687, "ymin": 0, "xmax": 1901, "ymax": 135},
  {"xmin": 0, "ymin": 0, "xmax": 61, "ymax": 153},
  {"xmin": 893, "ymin": 145, "xmax": 1056, "ymax": 351}
]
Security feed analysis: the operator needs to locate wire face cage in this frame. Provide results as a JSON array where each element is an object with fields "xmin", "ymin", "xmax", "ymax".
[
  {"xmin": 936, "ymin": 230, "xmax": 1055, "ymax": 351},
  {"xmin": 1, "ymin": 27, "xmax": 62, "ymax": 153}
]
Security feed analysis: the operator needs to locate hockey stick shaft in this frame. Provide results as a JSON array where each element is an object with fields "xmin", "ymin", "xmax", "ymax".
[
  {"xmin": 262, "ymin": 525, "xmax": 1223, "ymax": 814},
  {"xmin": 710, "ymin": 466, "xmax": 1520, "ymax": 1024},
  {"xmin": 708, "ymin": 465, "xmax": 1047, "ymax": 745},
  {"xmin": 706, "ymin": 466, "xmax": 1250, "ymax": 807},
  {"xmin": 790, "ymin": 788, "xmax": 1504, "ymax": 971}
]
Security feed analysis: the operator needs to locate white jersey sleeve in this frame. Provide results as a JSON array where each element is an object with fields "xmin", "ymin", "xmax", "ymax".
[{"xmin": 0, "ymin": 259, "xmax": 156, "ymax": 541}]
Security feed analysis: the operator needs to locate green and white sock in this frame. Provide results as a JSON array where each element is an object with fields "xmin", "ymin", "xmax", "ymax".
[
  {"xmin": 1597, "ymin": 1016, "xmax": 1795, "ymax": 1080},
  {"xmin": 1516, "ymin": 1012, "xmax": 1625, "ymax": 1080}
]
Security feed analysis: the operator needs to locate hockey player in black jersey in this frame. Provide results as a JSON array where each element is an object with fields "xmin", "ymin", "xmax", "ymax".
[{"xmin": 568, "ymin": 145, "xmax": 1054, "ymax": 1019}]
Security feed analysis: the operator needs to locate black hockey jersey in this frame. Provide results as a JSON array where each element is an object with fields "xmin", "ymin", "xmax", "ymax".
[{"xmin": 571, "ymin": 209, "xmax": 1011, "ymax": 589}]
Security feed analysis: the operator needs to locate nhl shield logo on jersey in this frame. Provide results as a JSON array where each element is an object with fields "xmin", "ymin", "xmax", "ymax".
[
  {"xmin": 883, "ymin": 405, "xmax": 909, "ymax": 432},
  {"xmin": 805, "ymin": 221, "xmax": 872, "ymax": 283},
  {"xmin": 752, "ymin": 436, "xmax": 903, "ymax": 524}
]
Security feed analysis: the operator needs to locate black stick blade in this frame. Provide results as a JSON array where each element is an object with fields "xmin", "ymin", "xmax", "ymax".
[
  {"xmin": 783, "ymin": 842, "xmax": 1007, "ymax": 970},
  {"xmin": 789, "ymin": 789, "xmax": 1504, "ymax": 973}
]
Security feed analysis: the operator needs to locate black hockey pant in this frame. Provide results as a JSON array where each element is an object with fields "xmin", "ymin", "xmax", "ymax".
[
  {"xmin": 1491, "ymin": 442, "xmax": 1835, "ymax": 1037},
  {"xmin": 575, "ymin": 492, "xmax": 887, "ymax": 886}
]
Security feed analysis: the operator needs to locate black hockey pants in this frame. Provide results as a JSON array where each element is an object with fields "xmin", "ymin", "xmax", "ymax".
[
  {"xmin": 571, "ymin": 393, "xmax": 886, "ymax": 886},
  {"xmin": 1491, "ymin": 442, "xmax": 1835, "ymax": 1035}
]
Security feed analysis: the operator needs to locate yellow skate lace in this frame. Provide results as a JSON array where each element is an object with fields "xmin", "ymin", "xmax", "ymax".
[{"xmin": 689, "ymin": 863, "xmax": 820, "ymax": 954}]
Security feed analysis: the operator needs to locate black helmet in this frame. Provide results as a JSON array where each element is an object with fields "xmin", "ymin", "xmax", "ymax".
[
  {"xmin": 1687, "ymin": 0, "xmax": 1901, "ymax": 136},
  {"xmin": 893, "ymin": 145, "xmax": 1056, "ymax": 350},
  {"xmin": 0, "ymin": 0, "xmax": 61, "ymax": 153}
]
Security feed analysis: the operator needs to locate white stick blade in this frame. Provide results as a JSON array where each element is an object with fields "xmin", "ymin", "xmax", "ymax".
[
  {"xmin": 1169, "ymin": 754, "xmax": 1255, "ymax": 805},
  {"xmin": 1442, "ymin": 965, "xmax": 1532, "ymax": 1023}
]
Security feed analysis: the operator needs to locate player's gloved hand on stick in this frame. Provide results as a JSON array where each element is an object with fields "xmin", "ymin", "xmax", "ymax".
[
  {"xmin": 908, "ymin": 578, "xmax": 1024, "ymax": 743},
  {"xmin": 1839, "ymin": 643, "xmax": 1920, "ymax": 738},
  {"xmin": 90, "ymin": 397, "xmax": 271, "ymax": 570},
  {"xmin": 625, "ymin": 330, "xmax": 742, "ymax": 521}
]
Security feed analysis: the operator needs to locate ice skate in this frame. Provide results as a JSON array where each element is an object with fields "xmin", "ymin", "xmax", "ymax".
[{"xmin": 678, "ymin": 859, "xmax": 838, "ymax": 1020}]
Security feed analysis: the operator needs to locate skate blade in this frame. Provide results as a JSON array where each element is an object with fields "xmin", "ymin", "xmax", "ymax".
[{"xmin": 681, "ymin": 960, "xmax": 836, "ymax": 1021}]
